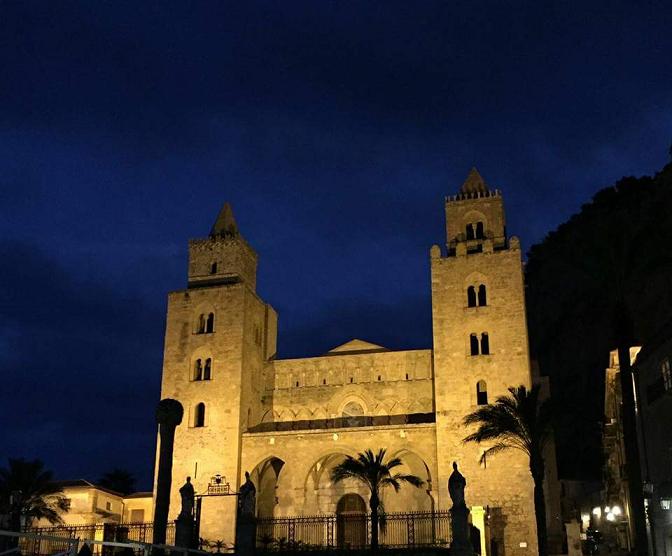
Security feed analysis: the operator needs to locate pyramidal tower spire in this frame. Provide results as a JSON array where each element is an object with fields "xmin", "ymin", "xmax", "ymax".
[
  {"xmin": 460, "ymin": 167, "xmax": 489, "ymax": 194},
  {"xmin": 210, "ymin": 202, "xmax": 239, "ymax": 238}
]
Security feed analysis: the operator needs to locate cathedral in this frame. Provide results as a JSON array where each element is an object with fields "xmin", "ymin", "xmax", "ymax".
[{"xmin": 156, "ymin": 169, "xmax": 540, "ymax": 554}]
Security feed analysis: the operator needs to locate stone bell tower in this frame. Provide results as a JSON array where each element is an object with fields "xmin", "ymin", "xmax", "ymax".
[
  {"xmin": 430, "ymin": 169, "xmax": 537, "ymax": 555},
  {"xmin": 156, "ymin": 203, "xmax": 277, "ymax": 545}
]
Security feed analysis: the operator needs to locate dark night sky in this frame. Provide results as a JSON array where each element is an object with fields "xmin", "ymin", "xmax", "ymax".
[{"xmin": 1, "ymin": 1, "xmax": 671, "ymax": 490}]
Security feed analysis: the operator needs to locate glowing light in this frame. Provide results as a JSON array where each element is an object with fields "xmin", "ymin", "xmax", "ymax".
[
  {"xmin": 661, "ymin": 499, "xmax": 671, "ymax": 511},
  {"xmin": 612, "ymin": 506, "xmax": 622, "ymax": 516},
  {"xmin": 606, "ymin": 512, "xmax": 615, "ymax": 522},
  {"xmin": 604, "ymin": 506, "xmax": 611, "ymax": 513},
  {"xmin": 592, "ymin": 507, "xmax": 602, "ymax": 517}
]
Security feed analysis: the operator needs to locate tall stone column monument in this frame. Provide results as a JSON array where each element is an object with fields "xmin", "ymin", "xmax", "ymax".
[
  {"xmin": 153, "ymin": 398, "xmax": 184, "ymax": 547},
  {"xmin": 449, "ymin": 462, "xmax": 474, "ymax": 556}
]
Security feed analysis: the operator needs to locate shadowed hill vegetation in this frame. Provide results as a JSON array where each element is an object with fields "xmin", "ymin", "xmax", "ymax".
[{"xmin": 525, "ymin": 160, "xmax": 672, "ymax": 480}]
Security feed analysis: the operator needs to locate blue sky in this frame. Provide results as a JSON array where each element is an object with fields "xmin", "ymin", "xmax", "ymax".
[{"xmin": 1, "ymin": 0, "xmax": 671, "ymax": 488}]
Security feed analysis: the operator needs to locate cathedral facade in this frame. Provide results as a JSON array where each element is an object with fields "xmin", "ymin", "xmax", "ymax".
[{"xmin": 156, "ymin": 169, "xmax": 538, "ymax": 554}]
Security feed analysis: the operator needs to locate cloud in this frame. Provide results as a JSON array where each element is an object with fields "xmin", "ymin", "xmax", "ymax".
[{"xmin": 0, "ymin": 240, "xmax": 164, "ymax": 487}]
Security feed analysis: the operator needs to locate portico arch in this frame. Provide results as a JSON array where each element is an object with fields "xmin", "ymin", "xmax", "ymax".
[{"xmin": 249, "ymin": 456, "xmax": 285, "ymax": 518}]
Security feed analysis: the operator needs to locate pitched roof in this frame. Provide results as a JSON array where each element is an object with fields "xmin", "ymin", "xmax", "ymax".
[
  {"xmin": 326, "ymin": 339, "xmax": 389, "ymax": 355},
  {"xmin": 210, "ymin": 202, "xmax": 239, "ymax": 238},
  {"xmin": 460, "ymin": 167, "xmax": 489, "ymax": 194}
]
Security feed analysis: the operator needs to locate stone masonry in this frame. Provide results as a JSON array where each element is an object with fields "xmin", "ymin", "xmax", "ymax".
[{"xmin": 155, "ymin": 169, "xmax": 540, "ymax": 555}]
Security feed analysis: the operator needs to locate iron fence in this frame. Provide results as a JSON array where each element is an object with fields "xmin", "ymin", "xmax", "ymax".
[
  {"xmin": 256, "ymin": 510, "xmax": 452, "ymax": 551},
  {"xmin": 21, "ymin": 522, "xmax": 176, "ymax": 555}
]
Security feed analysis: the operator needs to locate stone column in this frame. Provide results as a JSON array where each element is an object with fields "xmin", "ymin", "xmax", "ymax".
[
  {"xmin": 153, "ymin": 399, "xmax": 184, "ymax": 547},
  {"xmin": 471, "ymin": 506, "xmax": 488, "ymax": 556}
]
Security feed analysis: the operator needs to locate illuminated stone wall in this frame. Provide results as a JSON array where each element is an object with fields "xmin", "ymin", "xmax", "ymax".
[{"xmin": 157, "ymin": 173, "xmax": 543, "ymax": 553}]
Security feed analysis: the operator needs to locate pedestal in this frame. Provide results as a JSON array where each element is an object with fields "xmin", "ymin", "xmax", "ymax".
[
  {"xmin": 175, "ymin": 513, "xmax": 195, "ymax": 549},
  {"xmin": 450, "ymin": 504, "xmax": 474, "ymax": 556}
]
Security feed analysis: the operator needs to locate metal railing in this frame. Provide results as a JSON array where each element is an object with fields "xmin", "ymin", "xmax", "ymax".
[
  {"xmin": 15, "ymin": 523, "xmax": 176, "ymax": 556},
  {"xmin": 255, "ymin": 510, "xmax": 452, "ymax": 551},
  {"xmin": 0, "ymin": 529, "xmax": 207, "ymax": 556}
]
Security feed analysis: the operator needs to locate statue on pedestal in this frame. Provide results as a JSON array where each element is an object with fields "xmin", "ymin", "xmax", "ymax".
[
  {"xmin": 236, "ymin": 471, "xmax": 257, "ymax": 556},
  {"xmin": 448, "ymin": 462, "xmax": 473, "ymax": 556},
  {"xmin": 179, "ymin": 477, "xmax": 195, "ymax": 517},
  {"xmin": 175, "ymin": 477, "xmax": 196, "ymax": 549}
]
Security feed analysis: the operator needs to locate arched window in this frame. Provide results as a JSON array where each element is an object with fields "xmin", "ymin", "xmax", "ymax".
[
  {"xmin": 478, "ymin": 284, "xmax": 487, "ymax": 306},
  {"xmin": 466, "ymin": 223, "xmax": 475, "ymax": 240},
  {"xmin": 194, "ymin": 359, "xmax": 203, "ymax": 381},
  {"xmin": 197, "ymin": 314, "xmax": 206, "ymax": 334},
  {"xmin": 477, "ymin": 380, "xmax": 488, "ymax": 405},
  {"xmin": 475, "ymin": 222, "xmax": 484, "ymax": 239},
  {"xmin": 342, "ymin": 401, "xmax": 364, "ymax": 418},
  {"xmin": 210, "ymin": 262, "xmax": 218, "ymax": 274},
  {"xmin": 206, "ymin": 313, "xmax": 215, "ymax": 333},
  {"xmin": 470, "ymin": 334, "xmax": 479, "ymax": 356},
  {"xmin": 467, "ymin": 286, "xmax": 477, "ymax": 308},
  {"xmin": 194, "ymin": 403, "xmax": 206, "ymax": 427},
  {"xmin": 204, "ymin": 358, "xmax": 212, "ymax": 380},
  {"xmin": 480, "ymin": 333, "xmax": 490, "ymax": 355}
]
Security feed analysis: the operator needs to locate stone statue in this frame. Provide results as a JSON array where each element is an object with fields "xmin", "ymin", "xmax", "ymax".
[
  {"xmin": 448, "ymin": 461, "xmax": 466, "ymax": 508},
  {"xmin": 238, "ymin": 471, "xmax": 256, "ymax": 517},
  {"xmin": 179, "ymin": 477, "xmax": 195, "ymax": 516},
  {"xmin": 448, "ymin": 461, "xmax": 473, "ymax": 556}
]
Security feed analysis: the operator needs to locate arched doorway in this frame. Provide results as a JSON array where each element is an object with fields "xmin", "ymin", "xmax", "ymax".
[{"xmin": 336, "ymin": 493, "xmax": 367, "ymax": 548}]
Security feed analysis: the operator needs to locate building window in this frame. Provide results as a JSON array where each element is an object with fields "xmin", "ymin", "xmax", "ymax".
[
  {"xmin": 194, "ymin": 403, "xmax": 206, "ymax": 427},
  {"xmin": 377, "ymin": 375, "xmax": 382, "ymax": 381},
  {"xmin": 105, "ymin": 501, "xmax": 112, "ymax": 511},
  {"xmin": 194, "ymin": 359, "xmax": 203, "ymax": 381},
  {"xmin": 210, "ymin": 262, "xmax": 218, "ymax": 274},
  {"xmin": 477, "ymin": 380, "xmax": 488, "ymax": 405},
  {"xmin": 466, "ymin": 223, "xmax": 475, "ymax": 240},
  {"xmin": 130, "ymin": 509, "xmax": 145, "ymax": 522},
  {"xmin": 349, "ymin": 377, "xmax": 354, "ymax": 383},
  {"xmin": 470, "ymin": 334, "xmax": 480, "ymax": 356},
  {"xmin": 478, "ymin": 284, "xmax": 487, "ymax": 306},
  {"xmin": 204, "ymin": 358, "xmax": 212, "ymax": 380},
  {"xmin": 323, "ymin": 378, "xmax": 327, "ymax": 385},
  {"xmin": 295, "ymin": 381, "xmax": 300, "ymax": 387},
  {"xmin": 405, "ymin": 373, "xmax": 409, "ymax": 380},
  {"xmin": 197, "ymin": 314, "xmax": 206, "ymax": 334},
  {"xmin": 662, "ymin": 358, "xmax": 671, "ymax": 391},
  {"xmin": 206, "ymin": 312, "xmax": 215, "ymax": 333},
  {"xmin": 475, "ymin": 222, "xmax": 484, "ymax": 239},
  {"xmin": 467, "ymin": 286, "xmax": 477, "ymax": 307},
  {"xmin": 480, "ymin": 333, "xmax": 490, "ymax": 355}
]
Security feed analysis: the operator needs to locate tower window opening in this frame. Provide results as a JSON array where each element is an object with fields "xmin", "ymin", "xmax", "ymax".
[
  {"xmin": 470, "ymin": 334, "xmax": 479, "ymax": 356},
  {"xmin": 475, "ymin": 222, "xmax": 484, "ymax": 239},
  {"xmin": 478, "ymin": 284, "xmax": 487, "ymax": 306},
  {"xmin": 194, "ymin": 403, "xmax": 206, "ymax": 427},
  {"xmin": 194, "ymin": 359, "xmax": 203, "ymax": 381},
  {"xmin": 204, "ymin": 358, "xmax": 212, "ymax": 380},
  {"xmin": 206, "ymin": 312, "xmax": 215, "ymax": 333},
  {"xmin": 467, "ymin": 286, "xmax": 477, "ymax": 308},
  {"xmin": 477, "ymin": 380, "xmax": 488, "ymax": 405},
  {"xmin": 377, "ymin": 375, "xmax": 381, "ymax": 381},
  {"xmin": 405, "ymin": 373, "xmax": 409, "ymax": 380},
  {"xmin": 210, "ymin": 262, "xmax": 218, "ymax": 274},
  {"xmin": 296, "ymin": 381, "xmax": 300, "ymax": 388},
  {"xmin": 480, "ymin": 333, "xmax": 490, "ymax": 355},
  {"xmin": 349, "ymin": 377, "xmax": 354, "ymax": 383},
  {"xmin": 323, "ymin": 378, "xmax": 327, "ymax": 385},
  {"xmin": 466, "ymin": 223, "xmax": 475, "ymax": 240},
  {"xmin": 197, "ymin": 314, "xmax": 205, "ymax": 334}
]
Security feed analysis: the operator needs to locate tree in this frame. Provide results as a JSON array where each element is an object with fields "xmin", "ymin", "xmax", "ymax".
[
  {"xmin": 330, "ymin": 448, "xmax": 423, "ymax": 551},
  {"xmin": 526, "ymin": 161, "xmax": 672, "ymax": 555},
  {"xmin": 463, "ymin": 385, "xmax": 552, "ymax": 556},
  {"xmin": 0, "ymin": 458, "xmax": 70, "ymax": 530},
  {"xmin": 98, "ymin": 468, "xmax": 136, "ymax": 496}
]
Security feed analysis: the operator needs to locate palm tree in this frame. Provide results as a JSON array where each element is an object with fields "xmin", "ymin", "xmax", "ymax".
[
  {"xmin": 98, "ymin": 468, "xmax": 136, "ymax": 495},
  {"xmin": 0, "ymin": 458, "xmax": 70, "ymax": 530},
  {"xmin": 463, "ymin": 385, "xmax": 552, "ymax": 556},
  {"xmin": 330, "ymin": 448, "xmax": 424, "ymax": 551}
]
